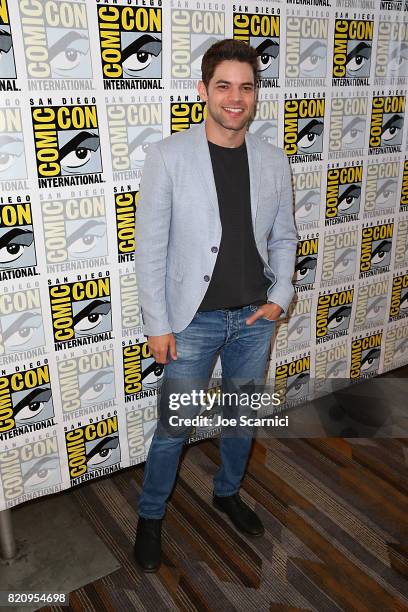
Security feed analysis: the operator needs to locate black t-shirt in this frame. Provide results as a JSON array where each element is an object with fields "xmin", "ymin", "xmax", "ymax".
[{"xmin": 198, "ymin": 140, "xmax": 269, "ymax": 311}]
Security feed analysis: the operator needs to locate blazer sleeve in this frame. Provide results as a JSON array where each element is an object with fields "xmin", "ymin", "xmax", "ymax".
[
  {"xmin": 135, "ymin": 143, "xmax": 173, "ymax": 336},
  {"xmin": 266, "ymin": 152, "xmax": 299, "ymax": 319}
]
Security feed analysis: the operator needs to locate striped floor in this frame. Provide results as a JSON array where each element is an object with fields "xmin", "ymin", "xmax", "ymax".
[{"xmin": 41, "ymin": 432, "xmax": 408, "ymax": 612}]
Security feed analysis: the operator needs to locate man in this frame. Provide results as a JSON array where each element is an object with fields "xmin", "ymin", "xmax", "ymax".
[{"xmin": 134, "ymin": 39, "xmax": 298, "ymax": 572}]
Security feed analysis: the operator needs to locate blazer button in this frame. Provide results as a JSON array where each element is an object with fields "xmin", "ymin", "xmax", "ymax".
[
  {"xmin": 204, "ymin": 275, "xmax": 210, "ymax": 281},
  {"xmin": 211, "ymin": 246, "xmax": 218, "ymax": 253}
]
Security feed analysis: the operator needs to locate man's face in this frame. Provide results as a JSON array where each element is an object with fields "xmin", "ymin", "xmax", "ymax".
[{"xmin": 198, "ymin": 60, "xmax": 256, "ymax": 133}]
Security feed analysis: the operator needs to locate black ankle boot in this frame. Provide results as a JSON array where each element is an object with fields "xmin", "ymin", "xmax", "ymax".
[
  {"xmin": 134, "ymin": 517, "xmax": 163, "ymax": 572},
  {"xmin": 212, "ymin": 493, "xmax": 264, "ymax": 537}
]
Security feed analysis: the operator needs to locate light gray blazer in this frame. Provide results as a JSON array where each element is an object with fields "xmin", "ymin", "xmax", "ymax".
[{"xmin": 135, "ymin": 121, "xmax": 298, "ymax": 336}]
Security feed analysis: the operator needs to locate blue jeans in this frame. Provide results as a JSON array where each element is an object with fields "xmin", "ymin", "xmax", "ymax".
[{"xmin": 138, "ymin": 304, "xmax": 275, "ymax": 519}]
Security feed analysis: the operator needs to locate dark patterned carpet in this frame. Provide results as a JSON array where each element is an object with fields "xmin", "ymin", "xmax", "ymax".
[{"xmin": 40, "ymin": 433, "xmax": 408, "ymax": 612}]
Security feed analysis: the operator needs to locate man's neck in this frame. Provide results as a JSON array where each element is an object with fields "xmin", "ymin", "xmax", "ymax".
[{"xmin": 204, "ymin": 120, "xmax": 246, "ymax": 148}]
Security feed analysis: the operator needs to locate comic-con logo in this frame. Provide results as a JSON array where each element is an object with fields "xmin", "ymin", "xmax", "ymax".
[
  {"xmin": 107, "ymin": 101, "xmax": 162, "ymax": 180},
  {"xmin": 123, "ymin": 341, "xmax": 164, "ymax": 401},
  {"xmin": 292, "ymin": 167, "xmax": 321, "ymax": 229},
  {"xmin": 0, "ymin": 201, "xmax": 37, "ymax": 281},
  {"xmin": 275, "ymin": 297, "xmax": 312, "ymax": 356},
  {"xmin": 19, "ymin": 0, "xmax": 92, "ymax": 81},
  {"xmin": 332, "ymin": 18, "xmax": 373, "ymax": 86},
  {"xmin": 58, "ymin": 350, "xmax": 115, "ymax": 416},
  {"xmin": 376, "ymin": 20, "xmax": 408, "ymax": 83},
  {"xmin": 41, "ymin": 194, "xmax": 108, "ymax": 270},
  {"xmin": 115, "ymin": 190, "xmax": 137, "ymax": 262},
  {"xmin": 329, "ymin": 96, "xmax": 367, "ymax": 159},
  {"xmin": 321, "ymin": 228, "xmax": 358, "ymax": 285},
  {"xmin": 249, "ymin": 99, "xmax": 278, "ymax": 147},
  {"xmin": 98, "ymin": 5, "xmax": 162, "ymax": 89},
  {"xmin": 120, "ymin": 273, "xmax": 142, "ymax": 332},
  {"xmin": 0, "ymin": 364, "xmax": 54, "ymax": 436},
  {"xmin": 325, "ymin": 165, "xmax": 362, "ymax": 224},
  {"xmin": 233, "ymin": 12, "xmax": 280, "ymax": 84},
  {"xmin": 0, "ymin": 436, "xmax": 62, "ymax": 507},
  {"xmin": 369, "ymin": 95, "xmax": 405, "ymax": 154},
  {"xmin": 48, "ymin": 275, "xmax": 112, "ymax": 348},
  {"xmin": 170, "ymin": 100, "xmax": 207, "ymax": 133},
  {"xmin": 171, "ymin": 9, "xmax": 225, "ymax": 82},
  {"xmin": 360, "ymin": 222, "xmax": 393, "ymax": 278},
  {"xmin": 294, "ymin": 236, "xmax": 318, "ymax": 288},
  {"xmin": 350, "ymin": 332, "xmax": 382, "ymax": 379},
  {"xmin": 31, "ymin": 103, "xmax": 102, "ymax": 188},
  {"xmin": 400, "ymin": 159, "xmax": 408, "ymax": 211},
  {"xmin": 316, "ymin": 289, "xmax": 353, "ymax": 342},
  {"xmin": 389, "ymin": 273, "xmax": 408, "ymax": 321},
  {"xmin": 366, "ymin": 160, "xmax": 399, "ymax": 216},
  {"xmin": 355, "ymin": 279, "xmax": 389, "ymax": 329},
  {"xmin": 0, "ymin": 108, "xmax": 27, "ymax": 182},
  {"xmin": 286, "ymin": 15, "xmax": 328, "ymax": 85},
  {"xmin": 65, "ymin": 415, "xmax": 120, "ymax": 483},
  {"xmin": 0, "ymin": 0, "xmax": 16, "ymax": 82},
  {"xmin": 284, "ymin": 96, "xmax": 325, "ymax": 162},
  {"xmin": 0, "ymin": 288, "xmax": 45, "ymax": 359},
  {"xmin": 275, "ymin": 356, "xmax": 310, "ymax": 408}
]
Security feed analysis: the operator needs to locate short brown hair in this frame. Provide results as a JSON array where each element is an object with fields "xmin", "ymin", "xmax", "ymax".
[{"xmin": 201, "ymin": 39, "xmax": 258, "ymax": 88}]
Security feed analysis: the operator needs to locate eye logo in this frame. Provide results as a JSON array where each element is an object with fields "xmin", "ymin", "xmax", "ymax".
[
  {"xmin": 13, "ymin": 386, "xmax": 53, "ymax": 425},
  {"xmin": 79, "ymin": 369, "xmax": 115, "ymax": 407},
  {"xmin": 86, "ymin": 434, "xmax": 120, "ymax": 471},
  {"xmin": 0, "ymin": 309, "xmax": 44, "ymax": 355},
  {"xmin": 250, "ymin": 121, "xmax": 278, "ymax": 147},
  {"xmin": 21, "ymin": 452, "xmax": 61, "ymax": 493},
  {"xmin": 58, "ymin": 130, "xmax": 101, "ymax": 176},
  {"xmin": 0, "ymin": 0, "xmax": 16, "ymax": 79},
  {"xmin": 287, "ymin": 314, "xmax": 311, "ymax": 348},
  {"xmin": 98, "ymin": 6, "xmax": 162, "ymax": 81},
  {"xmin": 0, "ymin": 203, "xmax": 36, "ymax": 270},
  {"xmin": 294, "ymin": 255, "xmax": 317, "ymax": 285}
]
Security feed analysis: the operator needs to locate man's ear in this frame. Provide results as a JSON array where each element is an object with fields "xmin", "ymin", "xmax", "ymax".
[{"xmin": 197, "ymin": 80, "xmax": 208, "ymax": 101}]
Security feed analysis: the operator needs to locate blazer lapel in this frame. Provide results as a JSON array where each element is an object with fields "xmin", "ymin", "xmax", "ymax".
[
  {"xmin": 245, "ymin": 130, "xmax": 261, "ymax": 233},
  {"xmin": 193, "ymin": 123, "xmax": 220, "ymax": 218}
]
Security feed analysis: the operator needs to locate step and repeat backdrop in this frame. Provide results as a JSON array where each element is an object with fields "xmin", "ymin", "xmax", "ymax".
[{"xmin": 0, "ymin": 0, "xmax": 408, "ymax": 511}]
